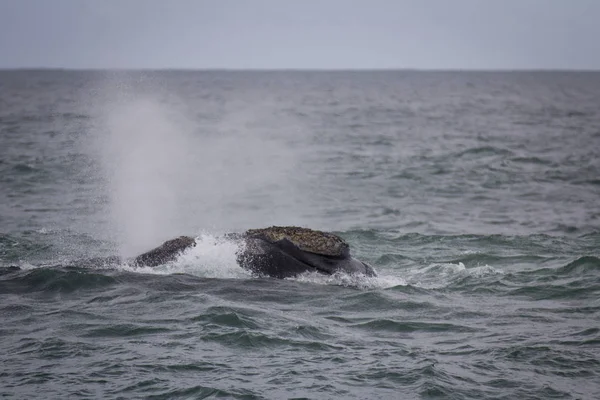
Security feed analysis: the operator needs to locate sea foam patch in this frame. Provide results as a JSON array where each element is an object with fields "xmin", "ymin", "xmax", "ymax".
[
  {"xmin": 405, "ymin": 262, "xmax": 504, "ymax": 289},
  {"xmin": 291, "ymin": 270, "xmax": 408, "ymax": 290}
]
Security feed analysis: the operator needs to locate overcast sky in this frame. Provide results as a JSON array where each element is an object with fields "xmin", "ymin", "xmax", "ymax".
[{"xmin": 0, "ymin": 0, "xmax": 598, "ymax": 70}]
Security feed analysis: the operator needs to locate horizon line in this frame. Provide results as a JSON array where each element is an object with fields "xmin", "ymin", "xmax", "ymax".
[{"xmin": 1, "ymin": 67, "xmax": 599, "ymax": 73}]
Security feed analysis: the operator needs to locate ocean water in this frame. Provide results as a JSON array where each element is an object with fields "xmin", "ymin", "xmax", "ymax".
[{"xmin": 0, "ymin": 70, "xmax": 599, "ymax": 399}]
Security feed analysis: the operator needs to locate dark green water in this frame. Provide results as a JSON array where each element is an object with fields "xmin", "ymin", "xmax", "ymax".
[{"xmin": 1, "ymin": 71, "xmax": 599, "ymax": 399}]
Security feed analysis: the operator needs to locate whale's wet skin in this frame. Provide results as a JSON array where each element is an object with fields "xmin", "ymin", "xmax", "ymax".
[{"xmin": 1, "ymin": 71, "xmax": 600, "ymax": 399}]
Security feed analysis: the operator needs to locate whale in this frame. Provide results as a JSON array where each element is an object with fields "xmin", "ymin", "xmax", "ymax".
[{"xmin": 133, "ymin": 226, "xmax": 376, "ymax": 278}]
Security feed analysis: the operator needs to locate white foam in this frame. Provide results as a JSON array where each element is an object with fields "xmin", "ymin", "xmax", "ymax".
[
  {"xmin": 405, "ymin": 262, "xmax": 503, "ymax": 289},
  {"xmin": 290, "ymin": 270, "xmax": 407, "ymax": 290},
  {"xmin": 461, "ymin": 249, "xmax": 480, "ymax": 255},
  {"xmin": 468, "ymin": 264, "xmax": 503, "ymax": 278},
  {"xmin": 18, "ymin": 262, "xmax": 40, "ymax": 271},
  {"xmin": 117, "ymin": 233, "xmax": 251, "ymax": 279}
]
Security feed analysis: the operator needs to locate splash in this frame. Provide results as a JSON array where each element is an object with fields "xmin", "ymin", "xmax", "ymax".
[{"xmin": 118, "ymin": 233, "xmax": 250, "ymax": 279}]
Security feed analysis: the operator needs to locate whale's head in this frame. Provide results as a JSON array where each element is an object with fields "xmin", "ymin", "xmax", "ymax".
[{"xmin": 239, "ymin": 226, "xmax": 377, "ymax": 278}]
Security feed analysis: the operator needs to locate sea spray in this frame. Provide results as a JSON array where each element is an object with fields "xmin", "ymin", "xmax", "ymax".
[
  {"xmin": 84, "ymin": 74, "xmax": 311, "ymax": 259},
  {"xmin": 119, "ymin": 232, "xmax": 250, "ymax": 279},
  {"xmin": 99, "ymin": 97, "xmax": 195, "ymax": 257}
]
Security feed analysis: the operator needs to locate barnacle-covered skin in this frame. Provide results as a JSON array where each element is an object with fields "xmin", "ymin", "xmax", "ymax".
[{"xmin": 245, "ymin": 226, "xmax": 350, "ymax": 258}]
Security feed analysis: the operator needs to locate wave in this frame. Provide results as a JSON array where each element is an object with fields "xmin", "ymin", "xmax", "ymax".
[
  {"xmin": 516, "ymin": 256, "xmax": 600, "ymax": 281},
  {"xmin": 291, "ymin": 270, "xmax": 406, "ymax": 290},
  {"xmin": 453, "ymin": 146, "xmax": 514, "ymax": 158},
  {"xmin": 350, "ymin": 319, "xmax": 477, "ymax": 333},
  {"xmin": 557, "ymin": 256, "xmax": 600, "ymax": 275},
  {"xmin": 402, "ymin": 262, "xmax": 503, "ymax": 290},
  {"xmin": 0, "ymin": 267, "xmax": 118, "ymax": 294}
]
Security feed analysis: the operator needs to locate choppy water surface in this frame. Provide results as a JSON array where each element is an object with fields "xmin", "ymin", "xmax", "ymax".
[{"xmin": 1, "ymin": 70, "xmax": 599, "ymax": 399}]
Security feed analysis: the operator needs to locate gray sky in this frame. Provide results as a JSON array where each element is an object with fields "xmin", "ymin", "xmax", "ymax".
[{"xmin": 0, "ymin": 0, "xmax": 598, "ymax": 70}]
